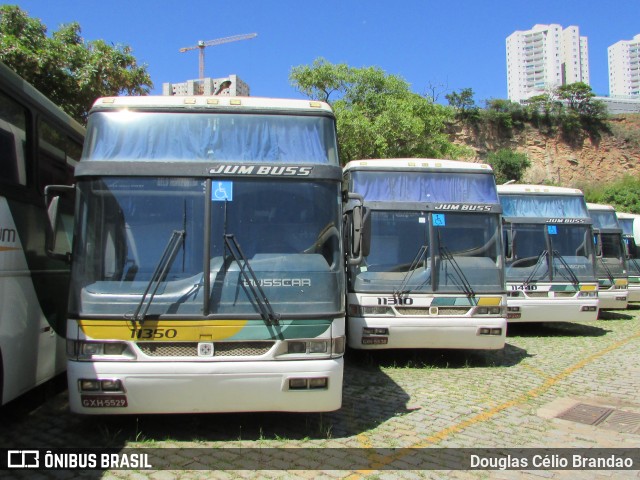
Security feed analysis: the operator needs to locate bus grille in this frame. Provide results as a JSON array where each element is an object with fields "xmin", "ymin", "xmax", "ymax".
[
  {"xmin": 554, "ymin": 291, "xmax": 577, "ymax": 298},
  {"xmin": 396, "ymin": 307, "xmax": 472, "ymax": 316},
  {"xmin": 137, "ymin": 342, "xmax": 275, "ymax": 357}
]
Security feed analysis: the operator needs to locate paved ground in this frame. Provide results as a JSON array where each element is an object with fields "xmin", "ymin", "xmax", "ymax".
[{"xmin": 1, "ymin": 308, "xmax": 639, "ymax": 479}]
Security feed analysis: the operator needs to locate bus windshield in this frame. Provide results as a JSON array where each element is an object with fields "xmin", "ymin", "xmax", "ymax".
[
  {"xmin": 505, "ymin": 224, "xmax": 596, "ymax": 282},
  {"xmin": 83, "ymin": 111, "xmax": 339, "ymax": 165},
  {"xmin": 352, "ymin": 211, "xmax": 502, "ymax": 294},
  {"xmin": 70, "ymin": 177, "xmax": 343, "ymax": 318},
  {"xmin": 597, "ymin": 232, "xmax": 626, "ymax": 277}
]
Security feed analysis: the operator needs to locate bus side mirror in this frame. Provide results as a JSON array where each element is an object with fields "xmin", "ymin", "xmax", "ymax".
[
  {"xmin": 345, "ymin": 193, "xmax": 370, "ymax": 265},
  {"xmin": 592, "ymin": 230, "xmax": 602, "ymax": 257},
  {"xmin": 44, "ymin": 184, "xmax": 75, "ymax": 263}
]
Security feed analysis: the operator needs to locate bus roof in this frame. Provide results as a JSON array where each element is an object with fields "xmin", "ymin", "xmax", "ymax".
[
  {"xmin": 586, "ymin": 202, "xmax": 615, "ymax": 211},
  {"xmin": 616, "ymin": 211, "xmax": 640, "ymax": 219},
  {"xmin": 343, "ymin": 158, "xmax": 493, "ymax": 173},
  {"xmin": 91, "ymin": 96, "xmax": 333, "ymax": 114},
  {"xmin": 0, "ymin": 62, "xmax": 85, "ymax": 137},
  {"xmin": 497, "ymin": 184, "xmax": 584, "ymax": 196}
]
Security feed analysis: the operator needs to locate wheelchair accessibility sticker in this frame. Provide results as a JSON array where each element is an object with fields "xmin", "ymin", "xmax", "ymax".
[
  {"xmin": 432, "ymin": 214, "xmax": 446, "ymax": 227},
  {"xmin": 212, "ymin": 181, "xmax": 233, "ymax": 201}
]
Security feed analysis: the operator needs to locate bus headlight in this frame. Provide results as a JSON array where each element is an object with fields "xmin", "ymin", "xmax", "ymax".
[
  {"xmin": 473, "ymin": 306, "xmax": 503, "ymax": 316},
  {"xmin": 281, "ymin": 337, "xmax": 344, "ymax": 359},
  {"xmin": 578, "ymin": 291, "xmax": 598, "ymax": 297},
  {"xmin": 348, "ymin": 304, "xmax": 393, "ymax": 316},
  {"xmin": 67, "ymin": 340, "xmax": 134, "ymax": 361}
]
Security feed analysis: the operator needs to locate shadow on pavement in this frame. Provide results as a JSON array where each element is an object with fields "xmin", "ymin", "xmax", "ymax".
[
  {"xmin": 507, "ymin": 321, "xmax": 611, "ymax": 338},
  {"xmin": 598, "ymin": 310, "xmax": 634, "ymax": 320}
]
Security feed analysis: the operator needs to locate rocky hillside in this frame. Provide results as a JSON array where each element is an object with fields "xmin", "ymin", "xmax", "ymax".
[{"xmin": 450, "ymin": 114, "xmax": 640, "ymax": 187}]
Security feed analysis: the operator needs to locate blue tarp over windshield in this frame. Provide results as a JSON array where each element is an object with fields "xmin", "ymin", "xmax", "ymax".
[
  {"xmin": 619, "ymin": 218, "xmax": 634, "ymax": 235},
  {"xmin": 84, "ymin": 112, "xmax": 337, "ymax": 164},
  {"xmin": 500, "ymin": 194, "xmax": 589, "ymax": 218},
  {"xmin": 351, "ymin": 171, "xmax": 498, "ymax": 203},
  {"xmin": 589, "ymin": 210, "xmax": 620, "ymax": 229}
]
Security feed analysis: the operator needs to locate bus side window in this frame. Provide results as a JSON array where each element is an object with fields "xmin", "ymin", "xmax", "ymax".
[
  {"xmin": 38, "ymin": 118, "xmax": 75, "ymax": 191},
  {"xmin": 0, "ymin": 91, "xmax": 28, "ymax": 186}
]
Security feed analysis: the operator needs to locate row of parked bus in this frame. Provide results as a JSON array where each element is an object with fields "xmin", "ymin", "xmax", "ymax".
[{"xmin": 1, "ymin": 62, "xmax": 637, "ymax": 415}]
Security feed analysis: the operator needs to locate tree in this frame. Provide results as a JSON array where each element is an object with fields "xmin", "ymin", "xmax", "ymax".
[
  {"xmin": 556, "ymin": 82, "xmax": 596, "ymax": 115},
  {"xmin": 485, "ymin": 149, "xmax": 531, "ymax": 185},
  {"xmin": 0, "ymin": 6, "xmax": 152, "ymax": 123},
  {"xmin": 445, "ymin": 88, "xmax": 479, "ymax": 121},
  {"xmin": 290, "ymin": 58, "xmax": 470, "ymax": 163}
]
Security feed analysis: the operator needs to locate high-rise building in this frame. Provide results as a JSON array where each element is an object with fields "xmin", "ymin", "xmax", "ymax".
[
  {"xmin": 506, "ymin": 24, "xmax": 590, "ymax": 102},
  {"xmin": 608, "ymin": 34, "xmax": 640, "ymax": 97},
  {"xmin": 162, "ymin": 75, "xmax": 250, "ymax": 96}
]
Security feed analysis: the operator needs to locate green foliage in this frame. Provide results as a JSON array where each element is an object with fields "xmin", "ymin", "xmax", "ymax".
[
  {"xmin": 445, "ymin": 88, "xmax": 479, "ymax": 122},
  {"xmin": 0, "ymin": 5, "xmax": 152, "ymax": 123},
  {"xmin": 608, "ymin": 115, "xmax": 640, "ymax": 149},
  {"xmin": 582, "ymin": 175, "xmax": 640, "ymax": 214},
  {"xmin": 290, "ymin": 58, "xmax": 470, "ymax": 163},
  {"xmin": 485, "ymin": 149, "xmax": 531, "ymax": 185},
  {"xmin": 448, "ymin": 82, "xmax": 609, "ymax": 142}
]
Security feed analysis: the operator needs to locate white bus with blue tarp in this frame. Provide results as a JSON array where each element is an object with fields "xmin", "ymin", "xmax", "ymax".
[
  {"xmin": 610, "ymin": 211, "xmax": 639, "ymax": 302},
  {"xmin": 498, "ymin": 185, "xmax": 599, "ymax": 322},
  {"xmin": 343, "ymin": 159, "xmax": 507, "ymax": 350},
  {"xmin": 48, "ymin": 96, "xmax": 350, "ymax": 414}
]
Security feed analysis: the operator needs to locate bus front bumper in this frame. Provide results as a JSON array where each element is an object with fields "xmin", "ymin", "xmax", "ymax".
[
  {"xmin": 505, "ymin": 298, "xmax": 599, "ymax": 323},
  {"xmin": 68, "ymin": 358, "xmax": 343, "ymax": 414},
  {"xmin": 347, "ymin": 316, "xmax": 506, "ymax": 350},
  {"xmin": 597, "ymin": 289, "xmax": 628, "ymax": 310}
]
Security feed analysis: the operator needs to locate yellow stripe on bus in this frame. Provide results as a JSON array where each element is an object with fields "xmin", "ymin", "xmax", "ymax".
[
  {"xmin": 78, "ymin": 319, "xmax": 249, "ymax": 341},
  {"xmin": 476, "ymin": 297, "xmax": 502, "ymax": 306}
]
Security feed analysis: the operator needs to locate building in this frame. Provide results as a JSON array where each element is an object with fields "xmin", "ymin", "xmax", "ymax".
[
  {"xmin": 608, "ymin": 34, "xmax": 640, "ymax": 97},
  {"xmin": 506, "ymin": 24, "xmax": 590, "ymax": 102},
  {"xmin": 162, "ymin": 75, "xmax": 250, "ymax": 96}
]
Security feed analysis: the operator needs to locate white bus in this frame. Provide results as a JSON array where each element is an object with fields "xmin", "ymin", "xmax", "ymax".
[
  {"xmin": 612, "ymin": 211, "xmax": 640, "ymax": 302},
  {"xmin": 497, "ymin": 185, "xmax": 599, "ymax": 323},
  {"xmin": 0, "ymin": 62, "xmax": 85, "ymax": 405},
  {"xmin": 48, "ymin": 96, "xmax": 350, "ymax": 414},
  {"xmin": 586, "ymin": 203, "xmax": 629, "ymax": 309},
  {"xmin": 343, "ymin": 159, "xmax": 507, "ymax": 350}
]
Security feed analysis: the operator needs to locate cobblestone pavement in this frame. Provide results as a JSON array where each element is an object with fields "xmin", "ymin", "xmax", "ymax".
[{"xmin": 1, "ymin": 308, "xmax": 639, "ymax": 479}]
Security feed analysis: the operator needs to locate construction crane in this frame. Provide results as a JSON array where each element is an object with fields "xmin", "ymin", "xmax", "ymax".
[{"xmin": 179, "ymin": 33, "xmax": 257, "ymax": 80}]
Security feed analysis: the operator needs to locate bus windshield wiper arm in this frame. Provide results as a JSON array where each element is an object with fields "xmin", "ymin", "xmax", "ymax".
[
  {"xmin": 524, "ymin": 249, "xmax": 548, "ymax": 286},
  {"xmin": 439, "ymin": 245, "xmax": 475, "ymax": 298},
  {"xmin": 224, "ymin": 234, "xmax": 280, "ymax": 326},
  {"xmin": 395, "ymin": 245, "xmax": 428, "ymax": 296},
  {"xmin": 551, "ymin": 250, "xmax": 580, "ymax": 285},
  {"xmin": 132, "ymin": 229, "xmax": 185, "ymax": 324},
  {"xmin": 598, "ymin": 256, "xmax": 616, "ymax": 284}
]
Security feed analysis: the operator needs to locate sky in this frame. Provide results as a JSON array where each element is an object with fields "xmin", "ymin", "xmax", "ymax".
[{"xmin": 12, "ymin": 0, "xmax": 640, "ymax": 104}]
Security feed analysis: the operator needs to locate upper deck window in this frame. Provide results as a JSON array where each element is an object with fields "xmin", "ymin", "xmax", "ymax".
[
  {"xmin": 500, "ymin": 194, "xmax": 589, "ymax": 218},
  {"xmin": 351, "ymin": 171, "xmax": 498, "ymax": 203},
  {"xmin": 83, "ymin": 111, "xmax": 338, "ymax": 165}
]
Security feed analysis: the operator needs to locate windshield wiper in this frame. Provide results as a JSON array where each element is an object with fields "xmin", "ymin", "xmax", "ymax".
[
  {"xmin": 439, "ymin": 245, "xmax": 475, "ymax": 298},
  {"xmin": 524, "ymin": 249, "xmax": 549, "ymax": 287},
  {"xmin": 394, "ymin": 245, "xmax": 429, "ymax": 296},
  {"xmin": 131, "ymin": 229, "xmax": 185, "ymax": 324},
  {"xmin": 551, "ymin": 250, "xmax": 580, "ymax": 286},
  {"xmin": 224, "ymin": 234, "xmax": 280, "ymax": 326},
  {"xmin": 598, "ymin": 256, "xmax": 616, "ymax": 285}
]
